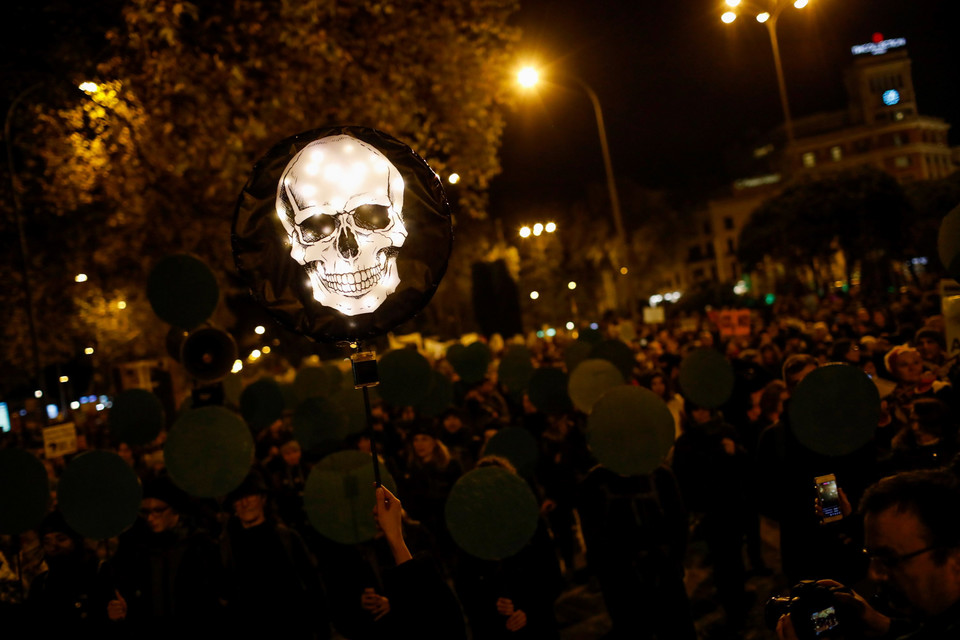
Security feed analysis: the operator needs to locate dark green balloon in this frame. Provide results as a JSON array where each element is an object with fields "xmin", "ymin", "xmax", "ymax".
[
  {"xmin": 109, "ymin": 389, "xmax": 165, "ymax": 445},
  {"xmin": 58, "ymin": 451, "xmax": 141, "ymax": 540},
  {"xmin": 789, "ymin": 364, "xmax": 879, "ymax": 456},
  {"xmin": 678, "ymin": 348, "xmax": 735, "ymax": 409},
  {"xmin": 418, "ymin": 370, "xmax": 454, "ymax": 418},
  {"xmin": 294, "ymin": 366, "xmax": 333, "ymax": 401},
  {"xmin": 378, "ymin": 349, "xmax": 432, "ymax": 407},
  {"xmin": 279, "ymin": 382, "xmax": 300, "ymax": 411},
  {"xmin": 588, "ymin": 386, "xmax": 675, "ymax": 476},
  {"xmin": 568, "ymin": 358, "xmax": 625, "ymax": 413},
  {"xmin": 332, "ymin": 386, "xmax": 369, "ymax": 438},
  {"xmin": 498, "ymin": 346, "xmax": 535, "ymax": 395},
  {"xmin": 528, "ymin": 367, "xmax": 572, "ymax": 414},
  {"xmin": 563, "ymin": 341, "xmax": 593, "ymax": 375},
  {"xmin": 165, "ymin": 406, "xmax": 254, "ymax": 497},
  {"xmin": 292, "ymin": 397, "xmax": 353, "ymax": 453},
  {"xmin": 222, "ymin": 373, "xmax": 244, "ymax": 406},
  {"xmin": 239, "ymin": 378, "xmax": 286, "ymax": 433},
  {"xmin": 590, "ymin": 339, "xmax": 636, "ymax": 380},
  {"xmin": 147, "ymin": 254, "xmax": 219, "ymax": 330},
  {"xmin": 578, "ymin": 329, "xmax": 603, "ymax": 345},
  {"xmin": 304, "ymin": 451, "xmax": 396, "ymax": 545},
  {"xmin": 481, "ymin": 427, "xmax": 540, "ymax": 478},
  {"xmin": 0, "ymin": 449, "xmax": 50, "ymax": 535},
  {"xmin": 445, "ymin": 467, "xmax": 539, "ymax": 560},
  {"xmin": 448, "ymin": 342, "xmax": 491, "ymax": 385}
]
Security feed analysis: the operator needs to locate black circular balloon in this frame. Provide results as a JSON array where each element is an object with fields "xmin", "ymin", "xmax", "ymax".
[
  {"xmin": 589, "ymin": 339, "xmax": 636, "ymax": 380},
  {"xmin": 0, "ymin": 449, "xmax": 50, "ymax": 535},
  {"xmin": 378, "ymin": 349, "xmax": 432, "ymax": 407},
  {"xmin": 588, "ymin": 386, "xmax": 675, "ymax": 477},
  {"xmin": 58, "ymin": 451, "xmax": 142, "ymax": 540},
  {"xmin": 164, "ymin": 407, "xmax": 254, "ymax": 497},
  {"xmin": 239, "ymin": 377, "xmax": 286, "ymax": 433},
  {"xmin": 563, "ymin": 341, "xmax": 593, "ymax": 375},
  {"xmin": 678, "ymin": 348, "xmax": 735, "ymax": 409},
  {"xmin": 788, "ymin": 364, "xmax": 880, "ymax": 456},
  {"xmin": 448, "ymin": 342, "xmax": 491, "ymax": 385},
  {"xmin": 110, "ymin": 389, "xmax": 165, "ymax": 445},
  {"xmin": 418, "ymin": 370, "xmax": 454, "ymax": 418},
  {"xmin": 294, "ymin": 366, "xmax": 335, "ymax": 401},
  {"xmin": 527, "ymin": 367, "xmax": 572, "ymax": 414},
  {"xmin": 498, "ymin": 346, "xmax": 535, "ymax": 395},
  {"xmin": 481, "ymin": 427, "xmax": 540, "ymax": 478},
  {"xmin": 147, "ymin": 254, "xmax": 220, "ymax": 330},
  {"xmin": 233, "ymin": 126, "xmax": 453, "ymax": 343}
]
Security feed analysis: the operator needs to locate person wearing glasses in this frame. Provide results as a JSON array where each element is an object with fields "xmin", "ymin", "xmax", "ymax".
[{"xmin": 777, "ymin": 469, "xmax": 960, "ymax": 639}]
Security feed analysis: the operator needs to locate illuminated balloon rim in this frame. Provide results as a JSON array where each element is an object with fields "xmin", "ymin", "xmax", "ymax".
[{"xmin": 232, "ymin": 125, "xmax": 453, "ymax": 344}]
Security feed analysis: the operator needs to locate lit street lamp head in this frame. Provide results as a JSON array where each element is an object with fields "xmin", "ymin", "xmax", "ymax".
[{"xmin": 517, "ymin": 66, "xmax": 539, "ymax": 89}]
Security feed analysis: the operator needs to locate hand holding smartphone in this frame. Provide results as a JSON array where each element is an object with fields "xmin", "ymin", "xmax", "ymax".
[{"xmin": 814, "ymin": 474, "xmax": 843, "ymax": 524}]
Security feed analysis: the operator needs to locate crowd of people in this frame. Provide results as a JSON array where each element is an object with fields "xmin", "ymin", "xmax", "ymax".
[{"xmin": 3, "ymin": 285, "xmax": 960, "ymax": 639}]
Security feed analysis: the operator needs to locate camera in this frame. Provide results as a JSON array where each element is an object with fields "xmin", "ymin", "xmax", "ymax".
[{"xmin": 765, "ymin": 580, "xmax": 852, "ymax": 639}]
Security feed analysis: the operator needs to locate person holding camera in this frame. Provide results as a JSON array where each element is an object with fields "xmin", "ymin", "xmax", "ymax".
[{"xmin": 776, "ymin": 469, "xmax": 960, "ymax": 639}]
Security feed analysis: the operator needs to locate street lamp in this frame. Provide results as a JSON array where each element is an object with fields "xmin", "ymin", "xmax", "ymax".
[
  {"xmin": 516, "ymin": 67, "xmax": 631, "ymax": 289},
  {"xmin": 720, "ymin": 0, "xmax": 811, "ymax": 147}
]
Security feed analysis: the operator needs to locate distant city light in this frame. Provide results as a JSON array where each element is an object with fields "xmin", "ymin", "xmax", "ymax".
[
  {"xmin": 733, "ymin": 280, "xmax": 748, "ymax": 296},
  {"xmin": 84, "ymin": 347, "xmax": 95, "ymax": 355},
  {"xmin": 546, "ymin": 328, "xmax": 557, "ymax": 337},
  {"xmin": 590, "ymin": 323, "xmax": 599, "ymax": 330},
  {"xmin": 519, "ymin": 226, "xmax": 532, "ymax": 238},
  {"xmin": 248, "ymin": 350, "xmax": 262, "ymax": 362},
  {"xmin": 725, "ymin": 0, "xmax": 740, "ymax": 6},
  {"xmin": 75, "ymin": 273, "xmax": 88, "ymax": 282},
  {"xmin": 34, "ymin": 390, "xmax": 43, "ymax": 398},
  {"xmin": 533, "ymin": 223, "xmax": 544, "ymax": 237},
  {"xmin": 117, "ymin": 301, "xmax": 127, "ymax": 309},
  {"xmin": 231, "ymin": 359, "xmax": 243, "ymax": 373},
  {"xmin": 96, "ymin": 403, "xmax": 105, "ymax": 411},
  {"xmin": 793, "ymin": 0, "xmax": 807, "ymax": 7},
  {"xmin": 566, "ymin": 322, "xmax": 575, "ymax": 330},
  {"xmin": 649, "ymin": 294, "xmax": 664, "ymax": 307},
  {"xmin": 517, "ymin": 66, "xmax": 539, "ymax": 88},
  {"xmin": 262, "ymin": 346, "xmax": 271, "ymax": 354},
  {"xmin": 568, "ymin": 281, "xmax": 577, "ymax": 290},
  {"xmin": 536, "ymin": 330, "xmax": 545, "ymax": 338},
  {"xmin": 620, "ymin": 267, "xmax": 628, "ymax": 275},
  {"xmin": 448, "ymin": 173, "xmax": 460, "ymax": 184},
  {"xmin": 756, "ymin": 12, "xmax": 770, "ymax": 22},
  {"xmin": 59, "ymin": 376, "xmax": 69, "ymax": 383},
  {"xmin": 254, "ymin": 325, "xmax": 266, "ymax": 335},
  {"xmin": 530, "ymin": 291, "xmax": 540, "ymax": 300},
  {"xmin": 545, "ymin": 222, "xmax": 557, "ymax": 233},
  {"xmin": 765, "ymin": 293, "xmax": 776, "ymax": 305},
  {"xmin": 70, "ymin": 401, "xmax": 80, "ymax": 410},
  {"xmin": 721, "ymin": 11, "xmax": 737, "ymax": 23},
  {"xmin": 78, "ymin": 82, "xmax": 99, "ymax": 94}
]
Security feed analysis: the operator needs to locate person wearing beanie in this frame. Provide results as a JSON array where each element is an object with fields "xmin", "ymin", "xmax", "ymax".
[
  {"xmin": 915, "ymin": 327, "xmax": 949, "ymax": 378},
  {"xmin": 219, "ymin": 470, "xmax": 331, "ymax": 639}
]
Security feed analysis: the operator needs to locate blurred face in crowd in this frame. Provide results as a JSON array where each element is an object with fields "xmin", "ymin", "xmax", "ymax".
[
  {"xmin": 42, "ymin": 531, "xmax": 76, "ymax": 559},
  {"xmin": 281, "ymin": 443, "xmax": 301, "ymax": 467},
  {"xmin": 233, "ymin": 493, "xmax": 267, "ymax": 528},
  {"xmin": 116, "ymin": 442, "xmax": 135, "ymax": 467},
  {"xmin": 650, "ymin": 376, "xmax": 667, "ymax": 399},
  {"xmin": 412, "ymin": 434, "xmax": 437, "ymax": 461},
  {"xmin": 140, "ymin": 498, "xmax": 179, "ymax": 534},
  {"xmin": 443, "ymin": 413, "xmax": 463, "ymax": 434},
  {"xmin": 894, "ymin": 351, "xmax": 923, "ymax": 385},
  {"xmin": 865, "ymin": 507, "xmax": 960, "ymax": 618},
  {"xmin": 690, "ymin": 407, "xmax": 712, "ymax": 425},
  {"xmin": 916, "ymin": 336, "xmax": 942, "ymax": 362}
]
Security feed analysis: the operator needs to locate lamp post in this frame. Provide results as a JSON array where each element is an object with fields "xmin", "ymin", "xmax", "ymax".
[
  {"xmin": 517, "ymin": 67, "xmax": 633, "ymax": 311},
  {"xmin": 721, "ymin": 0, "xmax": 812, "ymax": 148}
]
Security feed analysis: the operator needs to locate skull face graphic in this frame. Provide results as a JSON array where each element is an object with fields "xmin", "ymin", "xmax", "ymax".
[{"xmin": 276, "ymin": 135, "xmax": 407, "ymax": 316}]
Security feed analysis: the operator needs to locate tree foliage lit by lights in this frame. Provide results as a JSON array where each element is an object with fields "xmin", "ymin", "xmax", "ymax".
[{"xmin": 2, "ymin": 0, "xmax": 519, "ymax": 388}]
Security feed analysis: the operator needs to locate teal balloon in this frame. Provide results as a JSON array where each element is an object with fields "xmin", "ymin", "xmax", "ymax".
[
  {"xmin": 481, "ymin": 427, "xmax": 540, "ymax": 478},
  {"xmin": 58, "ymin": 451, "xmax": 142, "ymax": 539},
  {"xmin": 446, "ymin": 467, "xmax": 539, "ymax": 560},
  {"xmin": 0, "ymin": 449, "xmax": 50, "ymax": 535},
  {"xmin": 222, "ymin": 373, "xmax": 244, "ymax": 406},
  {"xmin": 563, "ymin": 341, "xmax": 593, "ymax": 375},
  {"xmin": 109, "ymin": 389, "xmax": 165, "ymax": 445},
  {"xmin": 590, "ymin": 340, "xmax": 636, "ymax": 380},
  {"xmin": 498, "ymin": 346, "xmax": 535, "ymax": 395},
  {"xmin": 418, "ymin": 370, "xmax": 454, "ymax": 418},
  {"xmin": 568, "ymin": 358, "xmax": 625, "ymax": 413},
  {"xmin": 295, "ymin": 366, "xmax": 334, "ymax": 401},
  {"xmin": 528, "ymin": 367, "xmax": 572, "ymax": 414},
  {"xmin": 304, "ymin": 451, "xmax": 396, "ymax": 544},
  {"xmin": 378, "ymin": 349, "xmax": 432, "ymax": 407},
  {"xmin": 678, "ymin": 348, "xmax": 735, "ymax": 409},
  {"xmin": 937, "ymin": 204, "xmax": 960, "ymax": 280},
  {"xmin": 147, "ymin": 254, "xmax": 219, "ymax": 330},
  {"xmin": 239, "ymin": 378, "xmax": 286, "ymax": 433},
  {"xmin": 789, "ymin": 364, "xmax": 879, "ymax": 456},
  {"xmin": 448, "ymin": 342, "xmax": 491, "ymax": 385},
  {"xmin": 588, "ymin": 386, "xmax": 675, "ymax": 476},
  {"xmin": 292, "ymin": 397, "xmax": 355, "ymax": 452},
  {"xmin": 165, "ymin": 407, "xmax": 254, "ymax": 497}
]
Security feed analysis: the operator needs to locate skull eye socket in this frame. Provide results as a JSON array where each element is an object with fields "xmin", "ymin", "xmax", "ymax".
[
  {"xmin": 353, "ymin": 204, "xmax": 391, "ymax": 231},
  {"xmin": 299, "ymin": 214, "xmax": 337, "ymax": 243}
]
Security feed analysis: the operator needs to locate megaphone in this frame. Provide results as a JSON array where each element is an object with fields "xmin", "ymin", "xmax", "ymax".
[{"xmin": 180, "ymin": 327, "xmax": 237, "ymax": 382}]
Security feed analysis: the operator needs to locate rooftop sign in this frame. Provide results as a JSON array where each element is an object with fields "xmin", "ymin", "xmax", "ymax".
[{"xmin": 852, "ymin": 33, "xmax": 906, "ymax": 56}]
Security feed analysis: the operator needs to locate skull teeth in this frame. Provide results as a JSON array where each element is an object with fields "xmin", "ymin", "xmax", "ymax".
[{"xmin": 320, "ymin": 262, "xmax": 385, "ymax": 295}]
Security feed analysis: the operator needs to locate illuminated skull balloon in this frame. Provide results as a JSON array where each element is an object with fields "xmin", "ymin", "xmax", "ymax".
[
  {"xmin": 277, "ymin": 136, "xmax": 407, "ymax": 316},
  {"xmin": 233, "ymin": 125, "xmax": 453, "ymax": 344}
]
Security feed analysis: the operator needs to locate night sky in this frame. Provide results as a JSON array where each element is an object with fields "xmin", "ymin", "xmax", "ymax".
[{"xmin": 490, "ymin": 0, "xmax": 960, "ymax": 225}]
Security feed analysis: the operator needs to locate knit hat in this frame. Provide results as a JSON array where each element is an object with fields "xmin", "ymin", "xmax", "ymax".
[
  {"xmin": 883, "ymin": 344, "xmax": 918, "ymax": 375},
  {"xmin": 225, "ymin": 471, "xmax": 269, "ymax": 505}
]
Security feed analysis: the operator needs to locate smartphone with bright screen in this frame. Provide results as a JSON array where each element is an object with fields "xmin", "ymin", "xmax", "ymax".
[
  {"xmin": 815, "ymin": 474, "xmax": 843, "ymax": 523},
  {"xmin": 0, "ymin": 402, "xmax": 10, "ymax": 433}
]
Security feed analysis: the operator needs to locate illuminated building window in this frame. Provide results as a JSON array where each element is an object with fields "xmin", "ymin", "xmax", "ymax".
[
  {"xmin": 830, "ymin": 146, "xmax": 842, "ymax": 162},
  {"xmin": 895, "ymin": 111, "xmax": 904, "ymax": 121},
  {"xmin": 895, "ymin": 156, "xmax": 911, "ymax": 168},
  {"xmin": 802, "ymin": 152, "xmax": 816, "ymax": 168}
]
